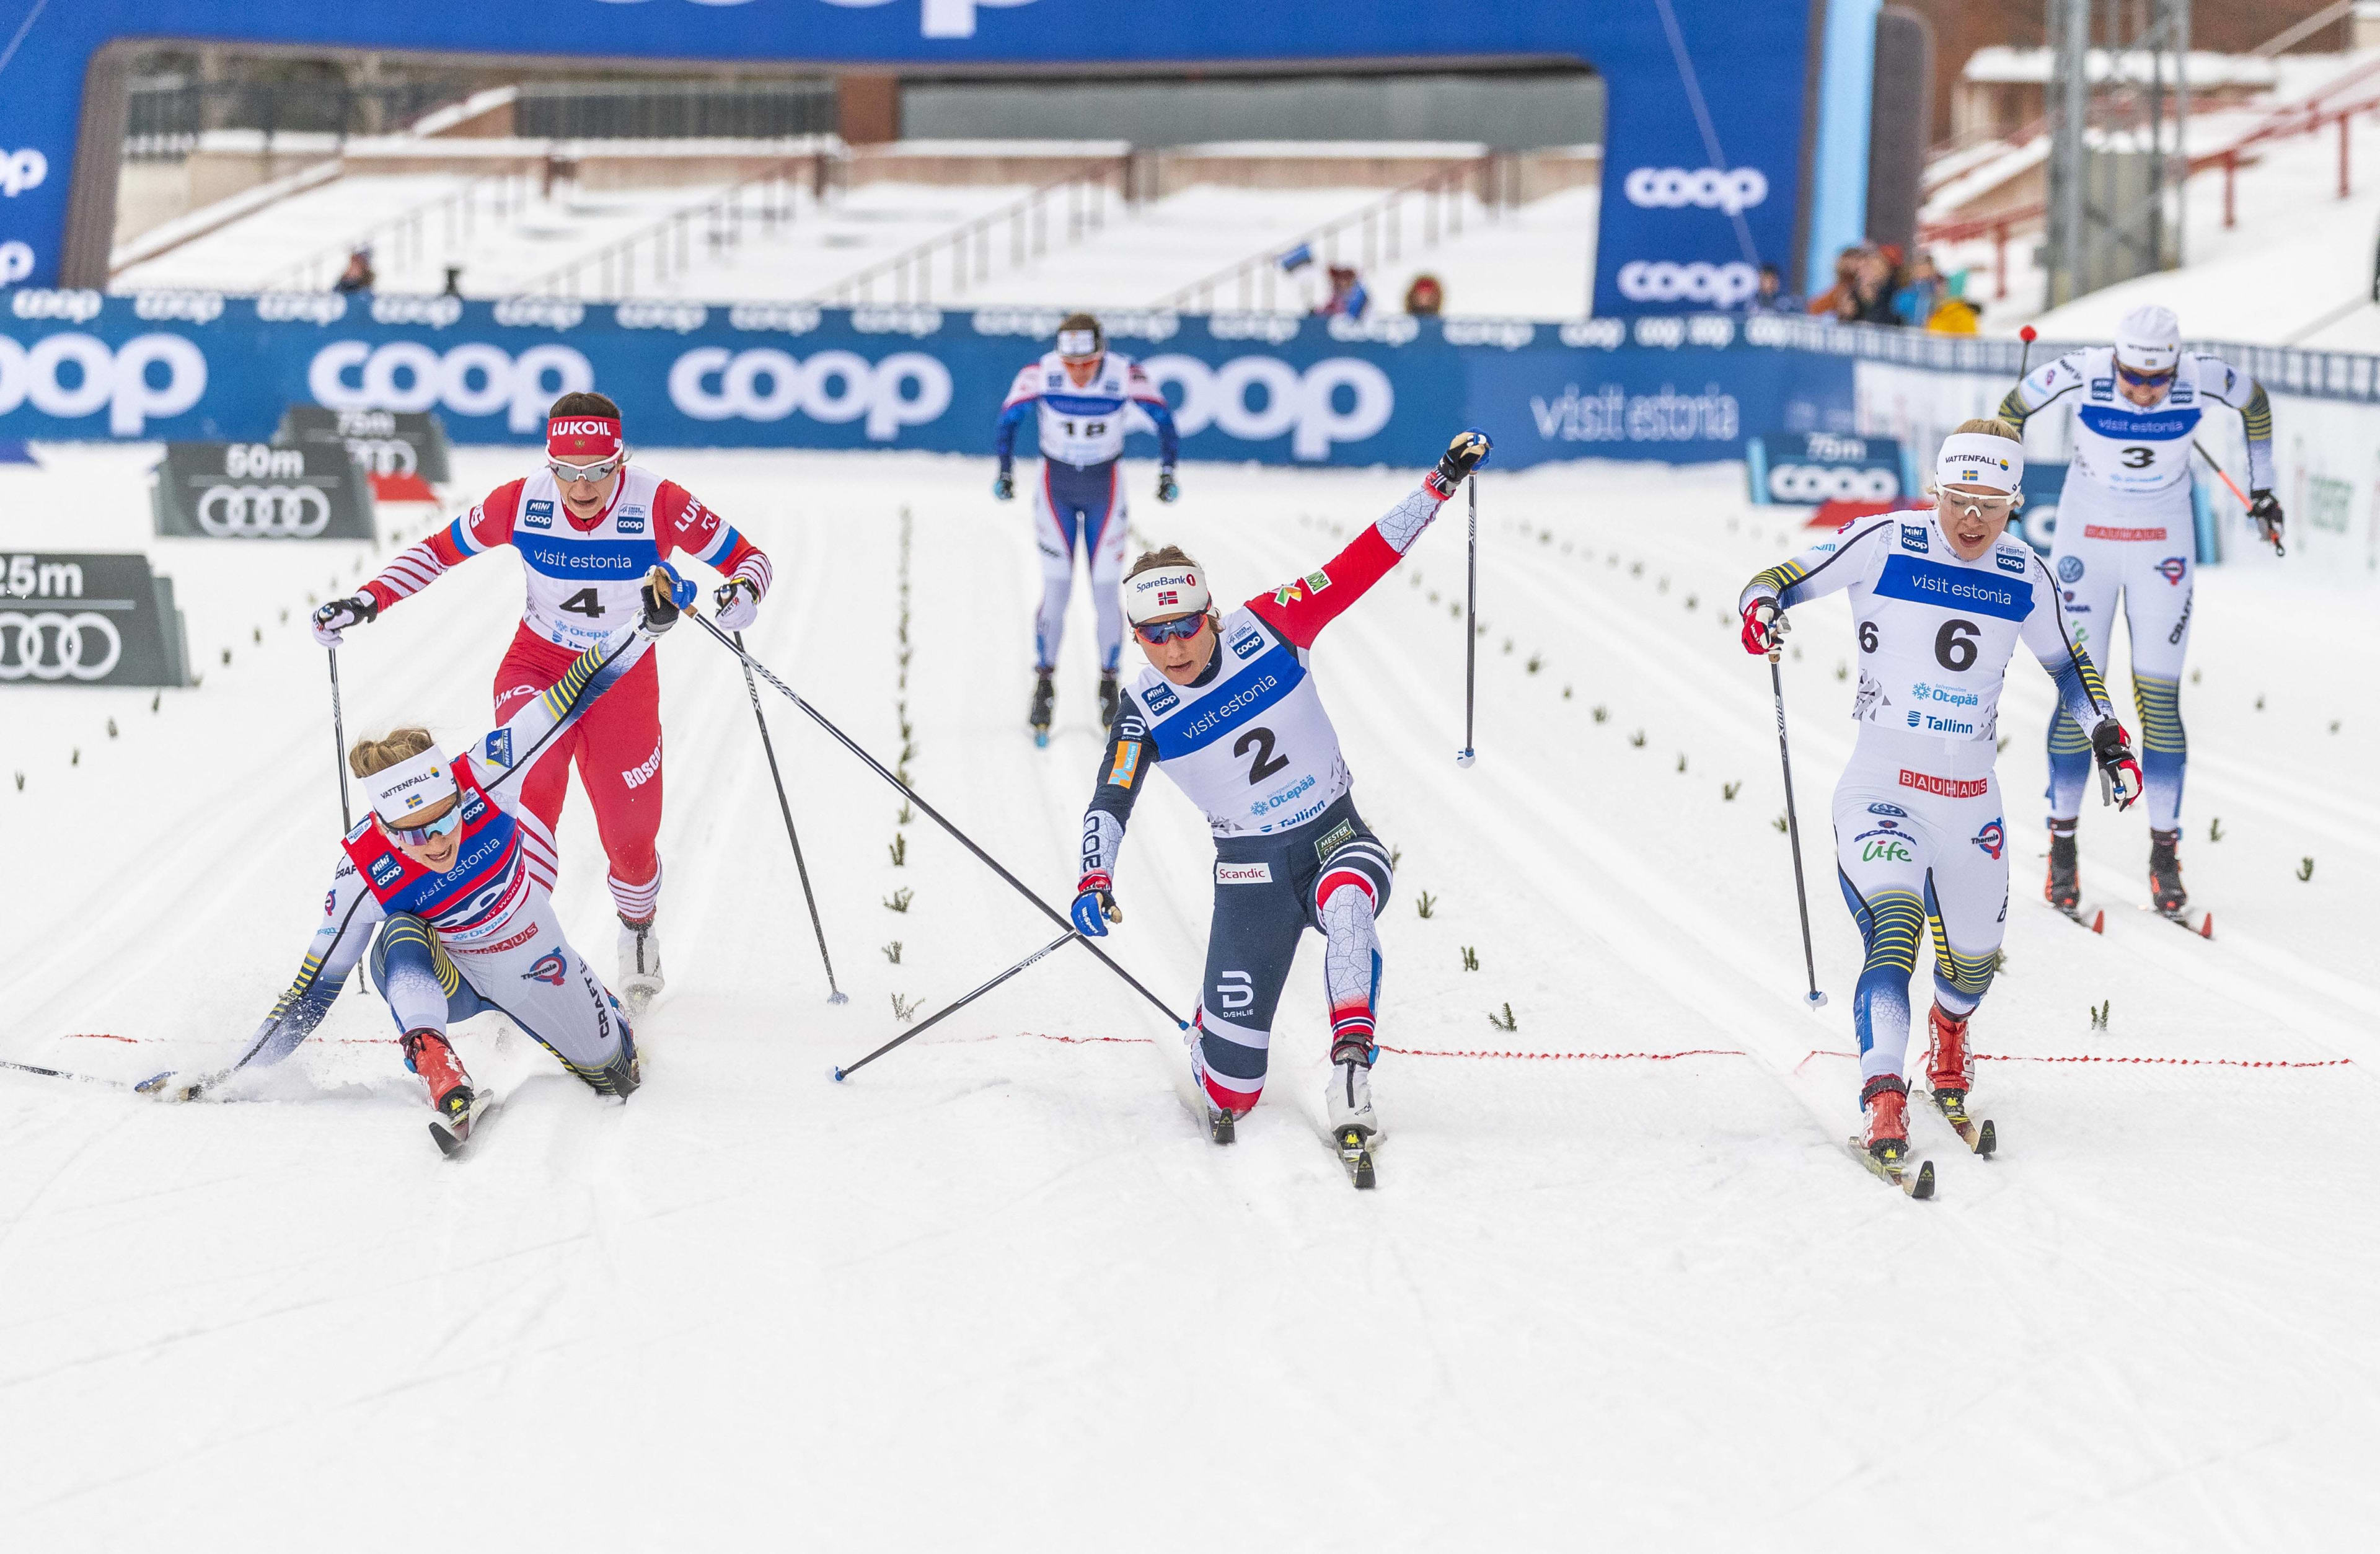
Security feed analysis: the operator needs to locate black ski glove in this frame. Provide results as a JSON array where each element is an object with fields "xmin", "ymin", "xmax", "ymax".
[{"xmin": 1426, "ymin": 428, "xmax": 1492, "ymax": 498}]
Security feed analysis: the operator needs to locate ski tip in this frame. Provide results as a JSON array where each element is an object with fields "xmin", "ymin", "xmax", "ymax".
[
  {"xmin": 1912, "ymin": 1160, "xmax": 1936, "ymax": 1199},
  {"xmin": 2089, "ymin": 909, "xmax": 2105, "ymax": 934},
  {"xmin": 1977, "ymin": 1118, "xmax": 1998, "ymax": 1157},
  {"xmin": 133, "ymin": 1070, "xmax": 174, "ymax": 1094}
]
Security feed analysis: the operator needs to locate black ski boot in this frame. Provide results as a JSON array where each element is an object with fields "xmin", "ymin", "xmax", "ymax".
[
  {"xmin": 1097, "ymin": 670, "xmax": 1121, "ymax": 730},
  {"xmin": 1028, "ymin": 670, "xmax": 1055, "ymax": 748},
  {"xmin": 2149, "ymin": 827, "xmax": 2187, "ymax": 915},
  {"xmin": 2045, "ymin": 821, "xmax": 2079, "ymax": 911}
]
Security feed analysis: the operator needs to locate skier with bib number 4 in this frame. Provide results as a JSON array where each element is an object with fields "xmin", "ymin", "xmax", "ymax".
[
  {"xmin": 1070, "ymin": 428, "xmax": 1491, "ymax": 1187},
  {"xmin": 309, "ymin": 391, "xmax": 774, "ymax": 1014},
  {"xmin": 1739, "ymin": 420, "xmax": 2141, "ymax": 1178},
  {"xmin": 188, "ymin": 572, "xmax": 689, "ymax": 1153},
  {"xmin": 1998, "ymin": 304, "xmax": 2277, "ymax": 923},
  {"xmin": 993, "ymin": 312, "xmax": 1182, "ymax": 744}
]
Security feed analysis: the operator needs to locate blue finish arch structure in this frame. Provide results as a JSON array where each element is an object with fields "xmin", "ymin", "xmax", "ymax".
[{"xmin": 0, "ymin": 0, "xmax": 1829, "ymax": 314}]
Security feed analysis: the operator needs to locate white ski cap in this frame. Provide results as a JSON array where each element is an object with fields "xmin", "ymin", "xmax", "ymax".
[
  {"xmin": 363, "ymin": 744, "xmax": 459, "ymax": 826},
  {"xmin": 2114, "ymin": 304, "xmax": 2181, "ymax": 373},
  {"xmin": 1123, "ymin": 565, "xmax": 1210, "ymax": 625},
  {"xmin": 1936, "ymin": 432, "xmax": 2023, "ymax": 495}
]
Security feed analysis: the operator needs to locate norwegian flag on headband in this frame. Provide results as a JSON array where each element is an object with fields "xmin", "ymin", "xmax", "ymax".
[{"xmin": 548, "ymin": 416, "xmax": 622, "ymax": 460}]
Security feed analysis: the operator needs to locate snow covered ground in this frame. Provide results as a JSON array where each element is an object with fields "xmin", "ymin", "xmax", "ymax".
[{"xmin": 2, "ymin": 446, "xmax": 2374, "ymax": 1548}]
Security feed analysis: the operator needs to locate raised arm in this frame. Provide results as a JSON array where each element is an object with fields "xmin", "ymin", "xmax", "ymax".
[
  {"xmin": 476, "ymin": 583, "xmax": 677, "ymax": 800},
  {"xmin": 1996, "ymin": 350, "xmax": 2090, "ymax": 437},
  {"xmin": 1244, "ymin": 430, "xmax": 1489, "ymax": 649}
]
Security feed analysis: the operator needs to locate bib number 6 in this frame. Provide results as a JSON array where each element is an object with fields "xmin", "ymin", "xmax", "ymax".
[
  {"xmin": 1233, "ymin": 725, "xmax": 1289, "ymax": 785},
  {"xmin": 1934, "ymin": 617, "xmax": 1979, "ymax": 672}
]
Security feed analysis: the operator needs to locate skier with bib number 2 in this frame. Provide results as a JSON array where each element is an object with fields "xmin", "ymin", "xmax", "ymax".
[
  {"xmin": 1739, "ymin": 420, "xmax": 2141, "ymax": 1177},
  {"xmin": 309, "ymin": 391, "xmax": 774, "ymax": 1014},
  {"xmin": 1070, "ymin": 429, "xmax": 1491, "ymax": 1186}
]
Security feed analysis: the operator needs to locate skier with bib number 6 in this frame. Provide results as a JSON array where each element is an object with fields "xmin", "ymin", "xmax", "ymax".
[
  {"xmin": 1070, "ymin": 428, "xmax": 1491, "ymax": 1185},
  {"xmin": 1739, "ymin": 420, "xmax": 2141, "ymax": 1174},
  {"xmin": 308, "ymin": 391, "xmax": 774, "ymax": 1014}
]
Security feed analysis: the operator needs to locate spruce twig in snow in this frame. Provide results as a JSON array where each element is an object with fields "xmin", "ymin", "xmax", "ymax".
[
  {"xmin": 883, "ymin": 941, "xmax": 902, "ymax": 964},
  {"xmin": 891, "ymin": 993, "xmax": 918, "ymax": 1023},
  {"xmin": 1722, "ymin": 780, "xmax": 1740, "ymax": 800},
  {"xmin": 1488, "ymin": 1002, "xmax": 1517, "ymax": 1033},
  {"xmin": 883, "ymin": 888, "xmax": 912, "ymax": 913},
  {"xmin": 888, "ymin": 834, "xmax": 906, "ymax": 867},
  {"xmin": 2298, "ymin": 857, "xmax": 2316, "ymax": 882},
  {"xmin": 2090, "ymin": 999, "xmax": 2110, "ymax": 1031},
  {"xmin": 1461, "ymin": 946, "xmax": 1479, "ymax": 971},
  {"xmin": 2208, "ymin": 817, "xmax": 2224, "ymax": 842},
  {"xmin": 1592, "ymin": 705, "xmax": 1608, "ymax": 723},
  {"xmin": 1416, "ymin": 891, "xmax": 1437, "ymax": 919}
]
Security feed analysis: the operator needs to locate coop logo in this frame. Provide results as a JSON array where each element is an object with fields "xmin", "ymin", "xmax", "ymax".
[
  {"xmin": 0, "ymin": 611, "xmax": 121, "ymax": 681},
  {"xmin": 1140, "ymin": 353, "xmax": 1393, "ymax": 461},
  {"xmin": 1623, "ymin": 166, "xmax": 1769, "ymax": 215},
  {"xmin": 0, "ymin": 148, "xmax": 46, "ymax": 198},
  {"xmin": 0, "ymin": 242, "xmax": 33, "ymax": 284},
  {"xmin": 308, "ymin": 340, "xmax": 595, "ymax": 433},
  {"xmin": 668, "ymin": 347, "xmax": 953, "ymax": 441},
  {"xmin": 0, "ymin": 331, "xmax": 207, "ymax": 434},
  {"xmin": 1615, "ymin": 260, "xmax": 1760, "ymax": 307},
  {"xmin": 1767, "ymin": 464, "xmax": 1899, "ymax": 502},
  {"xmin": 195, "ymin": 485, "xmax": 333, "ymax": 537}
]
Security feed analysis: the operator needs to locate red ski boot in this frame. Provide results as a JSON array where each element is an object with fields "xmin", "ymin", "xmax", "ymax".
[
  {"xmin": 401, "ymin": 1028, "xmax": 475, "ymax": 1127},
  {"xmin": 1926, "ymin": 1004, "xmax": 1974, "ymax": 1119},
  {"xmin": 1860, "ymin": 1074, "xmax": 1913, "ymax": 1166}
]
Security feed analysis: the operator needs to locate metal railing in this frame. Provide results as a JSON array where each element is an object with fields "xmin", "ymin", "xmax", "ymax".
[
  {"xmin": 1158, "ymin": 157, "xmax": 1512, "ymax": 313},
  {"xmin": 259, "ymin": 167, "xmax": 552, "ymax": 293},
  {"xmin": 807, "ymin": 161, "xmax": 1135, "ymax": 307},
  {"xmin": 124, "ymin": 76, "xmax": 469, "ymax": 161},
  {"xmin": 513, "ymin": 79, "xmax": 838, "ymax": 141},
  {"xmin": 512, "ymin": 152, "xmax": 844, "ymax": 299}
]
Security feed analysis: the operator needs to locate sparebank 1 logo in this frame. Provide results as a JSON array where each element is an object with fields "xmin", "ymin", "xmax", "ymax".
[{"xmin": 601, "ymin": 0, "xmax": 1039, "ymax": 38}]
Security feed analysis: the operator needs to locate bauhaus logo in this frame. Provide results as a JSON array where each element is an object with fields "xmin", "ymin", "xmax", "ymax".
[
  {"xmin": 308, "ymin": 340, "xmax": 594, "ymax": 433},
  {"xmin": 1623, "ymin": 166, "xmax": 1770, "ymax": 215}
]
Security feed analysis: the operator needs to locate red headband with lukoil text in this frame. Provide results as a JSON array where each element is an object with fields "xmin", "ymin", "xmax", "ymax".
[{"xmin": 548, "ymin": 416, "xmax": 623, "ymax": 461}]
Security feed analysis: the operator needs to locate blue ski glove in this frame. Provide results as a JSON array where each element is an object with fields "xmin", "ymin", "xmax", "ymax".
[
  {"xmin": 993, "ymin": 466, "xmax": 1015, "ymax": 501},
  {"xmin": 1072, "ymin": 872, "xmax": 1119, "ymax": 937},
  {"xmin": 1155, "ymin": 467, "xmax": 1179, "ymax": 503}
]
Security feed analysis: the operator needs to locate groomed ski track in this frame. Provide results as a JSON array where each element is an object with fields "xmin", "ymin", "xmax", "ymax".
[{"xmin": 2, "ymin": 448, "xmax": 2373, "ymax": 1550}]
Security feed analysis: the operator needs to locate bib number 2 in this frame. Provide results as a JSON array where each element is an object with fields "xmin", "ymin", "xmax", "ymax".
[{"xmin": 1234, "ymin": 725, "xmax": 1289, "ymax": 785}]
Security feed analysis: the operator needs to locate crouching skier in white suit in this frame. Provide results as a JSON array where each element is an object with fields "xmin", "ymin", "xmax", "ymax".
[
  {"xmin": 1738, "ymin": 420, "xmax": 2144, "ymax": 1171},
  {"xmin": 224, "ymin": 570, "xmax": 687, "ymax": 1147},
  {"xmin": 1069, "ymin": 429, "xmax": 1491, "ymax": 1178}
]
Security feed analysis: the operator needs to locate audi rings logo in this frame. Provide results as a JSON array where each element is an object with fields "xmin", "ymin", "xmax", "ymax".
[
  {"xmin": 345, "ymin": 438, "xmax": 419, "ymax": 478},
  {"xmin": 1616, "ymin": 260, "xmax": 1760, "ymax": 307},
  {"xmin": 0, "ymin": 611, "xmax": 121, "ymax": 681},
  {"xmin": 1766, "ymin": 464, "xmax": 1901, "ymax": 503},
  {"xmin": 1623, "ymin": 166, "xmax": 1770, "ymax": 215},
  {"xmin": 195, "ymin": 485, "xmax": 333, "ymax": 537}
]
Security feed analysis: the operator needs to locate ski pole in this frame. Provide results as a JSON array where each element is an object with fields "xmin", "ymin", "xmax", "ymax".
[
  {"xmin": 2191, "ymin": 440, "xmax": 2283, "ymax": 557},
  {"xmin": 736, "ymin": 630, "xmax": 847, "ymax": 1004},
  {"xmin": 328, "ymin": 647, "xmax": 351, "ymax": 832},
  {"xmin": 1457, "ymin": 472, "xmax": 1478, "ymax": 767},
  {"xmin": 692, "ymin": 614, "xmax": 1187, "ymax": 1033},
  {"xmin": 1768, "ymin": 644, "xmax": 1828, "ymax": 1012},
  {"xmin": 0, "ymin": 1056, "xmax": 142, "ymax": 1090},
  {"xmin": 832, "ymin": 929, "xmax": 1077, "ymax": 1082},
  {"xmin": 2016, "ymin": 324, "xmax": 2038, "ymax": 379}
]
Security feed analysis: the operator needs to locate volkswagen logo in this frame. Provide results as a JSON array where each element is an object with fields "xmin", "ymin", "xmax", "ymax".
[
  {"xmin": 0, "ymin": 610, "xmax": 121, "ymax": 681},
  {"xmin": 195, "ymin": 484, "xmax": 333, "ymax": 537}
]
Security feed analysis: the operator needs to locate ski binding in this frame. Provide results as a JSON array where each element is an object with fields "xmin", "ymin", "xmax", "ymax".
[
  {"xmin": 430, "ymin": 1090, "xmax": 498, "ymax": 1157},
  {"xmin": 1928, "ymin": 1090, "xmax": 1998, "ymax": 1157},
  {"xmin": 1851, "ymin": 1139, "xmax": 1934, "ymax": 1198},
  {"xmin": 1338, "ymin": 1126, "xmax": 1377, "ymax": 1190}
]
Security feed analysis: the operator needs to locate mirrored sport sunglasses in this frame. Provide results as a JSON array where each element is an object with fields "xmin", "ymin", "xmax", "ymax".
[
  {"xmin": 1134, "ymin": 613, "xmax": 1206, "ymax": 646},
  {"xmin": 2115, "ymin": 361, "xmax": 2175, "ymax": 390},
  {"xmin": 382, "ymin": 805, "xmax": 464, "ymax": 847},
  {"xmin": 547, "ymin": 453, "xmax": 625, "ymax": 484}
]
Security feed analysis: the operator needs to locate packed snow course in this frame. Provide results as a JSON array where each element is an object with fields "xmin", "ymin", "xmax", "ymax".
[{"xmin": 2, "ymin": 446, "xmax": 2373, "ymax": 1550}]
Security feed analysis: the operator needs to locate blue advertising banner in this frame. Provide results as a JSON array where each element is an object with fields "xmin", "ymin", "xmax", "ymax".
[
  {"xmin": 0, "ymin": 1, "xmax": 1827, "ymax": 314},
  {"xmin": 0, "ymin": 292, "xmax": 1861, "ymax": 470}
]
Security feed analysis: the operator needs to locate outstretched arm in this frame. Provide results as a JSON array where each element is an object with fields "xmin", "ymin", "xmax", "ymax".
[
  {"xmin": 365, "ymin": 480, "xmax": 524, "ymax": 614},
  {"xmin": 1737, "ymin": 517, "xmax": 1894, "ymax": 654},
  {"xmin": 2019, "ymin": 554, "xmax": 2116, "ymax": 731},
  {"xmin": 2192, "ymin": 353, "xmax": 2276, "ymax": 492},
  {"xmin": 656, "ymin": 480, "xmax": 772, "ymax": 628},
  {"xmin": 994, "ymin": 364, "xmax": 1041, "ymax": 469},
  {"xmin": 1075, "ymin": 699, "xmax": 1158, "ymax": 934},
  {"xmin": 475, "ymin": 586, "xmax": 676, "ymax": 800},
  {"xmin": 243, "ymin": 854, "xmax": 388, "ymax": 1067},
  {"xmin": 1244, "ymin": 430, "xmax": 1489, "ymax": 648},
  {"xmin": 1996, "ymin": 350, "xmax": 2089, "ymax": 436},
  {"xmin": 1129, "ymin": 363, "xmax": 1181, "ymax": 470}
]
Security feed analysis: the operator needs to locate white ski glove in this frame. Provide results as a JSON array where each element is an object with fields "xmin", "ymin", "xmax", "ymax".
[
  {"xmin": 713, "ymin": 576, "xmax": 762, "ymax": 632},
  {"xmin": 311, "ymin": 593, "xmax": 378, "ymax": 648}
]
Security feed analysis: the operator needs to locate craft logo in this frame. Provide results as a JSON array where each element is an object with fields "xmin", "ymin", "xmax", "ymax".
[
  {"xmin": 1973, "ymin": 819, "xmax": 2006, "ymax": 860},
  {"xmin": 524, "ymin": 950, "xmax": 568, "ymax": 987},
  {"xmin": 2155, "ymin": 556, "xmax": 2187, "ymax": 585}
]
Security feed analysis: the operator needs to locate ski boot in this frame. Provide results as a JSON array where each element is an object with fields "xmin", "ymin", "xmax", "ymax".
[
  {"xmin": 1097, "ymin": 669, "xmax": 1121, "ymax": 730},
  {"xmin": 402, "ymin": 1028, "xmax": 475, "ymax": 1128},
  {"xmin": 1187, "ymin": 1022, "xmax": 1243, "ymax": 1144},
  {"xmin": 618, "ymin": 915, "xmax": 664, "ymax": 1015},
  {"xmin": 1860, "ymin": 1074, "xmax": 1912, "ymax": 1167},
  {"xmin": 1028, "ymin": 669, "xmax": 1056, "ymax": 748},
  {"xmin": 1326, "ymin": 1040, "xmax": 1380, "ymax": 1188},
  {"xmin": 2148, "ymin": 827, "xmax": 2187, "ymax": 916},
  {"xmin": 1925, "ymin": 1004, "xmax": 1973, "ymax": 1121},
  {"xmin": 2044, "ymin": 821, "xmax": 2080, "ymax": 911},
  {"xmin": 586, "ymin": 1026, "xmax": 641, "ymax": 1100}
]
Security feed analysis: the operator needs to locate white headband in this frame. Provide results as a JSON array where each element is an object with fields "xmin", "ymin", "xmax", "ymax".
[
  {"xmin": 1935, "ymin": 433, "xmax": 2022, "ymax": 496},
  {"xmin": 363, "ymin": 744, "xmax": 458, "ymax": 825},
  {"xmin": 1123, "ymin": 566, "xmax": 1210, "ymax": 625}
]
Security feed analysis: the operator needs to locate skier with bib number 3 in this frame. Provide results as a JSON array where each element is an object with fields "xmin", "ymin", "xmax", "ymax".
[
  {"xmin": 308, "ymin": 391, "xmax": 774, "ymax": 1015},
  {"xmin": 1739, "ymin": 420, "xmax": 2141, "ymax": 1178},
  {"xmin": 1070, "ymin": 428, "xmax": 1491, "ymax": 1187}
]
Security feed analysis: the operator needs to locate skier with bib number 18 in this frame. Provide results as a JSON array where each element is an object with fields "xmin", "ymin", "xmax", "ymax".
[
  {"xmin": 1069, "ymin": 428, "xmax": 1491, "ymax": 1188},
  {"xmin": 309, "ymin": 391, "xmax": 775, "ymax": 1015}
]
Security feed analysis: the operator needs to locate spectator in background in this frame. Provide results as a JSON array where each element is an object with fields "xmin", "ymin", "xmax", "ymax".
[
  {"xmin": 441, "ymin": 265, "xmax": 464, "ymax": 298},
  {"xmin": 1926, "ymin": 268, "xmax": 1983, "ymax": 334},
  {"xmin": 1808, "ymin": 245, "xmax": 1863, "ymax": 320},
  {"xmin": 1403, "ymin": 273, "xmax": 1445, "ymax": 317},
  {"xmin": 1892, "ymin": 250, "xmax": 1946, "ymax": 329},
  {"xmin": 333, "ymin": 248, "xmax": 375, "ymax": 296},
  {"xmin": 1853, "ymin": 244, "xmax": 1902, "ymax": 325},
  {"xmin": 1748, "ymin": 263, "xmax": 1800, "ymax": 313},
  {"xmin": 1320, "ymin": 265, "xmax": 1370, "ymax": 320}
]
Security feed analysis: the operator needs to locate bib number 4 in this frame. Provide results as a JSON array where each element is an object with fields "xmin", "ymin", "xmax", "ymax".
[
  {"xmin": 558, "ymin": 588, "xmax": 605, "ymax": 619},
  {"xmin": 1235, "ymin": 725, "xmax": 1290, "ymax": 785}
]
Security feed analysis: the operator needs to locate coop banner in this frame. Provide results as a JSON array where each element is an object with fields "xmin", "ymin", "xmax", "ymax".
[{"xmin": 0, "ymin": 294, "xmax": 1869, "ymax": 471}]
